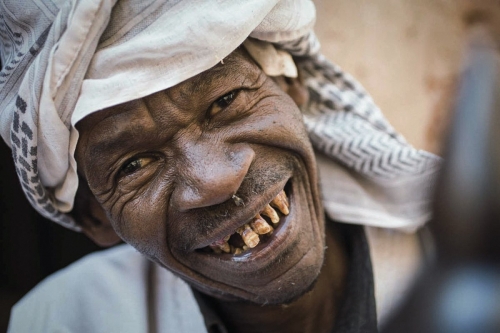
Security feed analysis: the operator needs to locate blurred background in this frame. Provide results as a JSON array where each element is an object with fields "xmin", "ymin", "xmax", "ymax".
[
  {"xmin": 0, "ymin": 0, "xmax": 495, "ymax": 331},
  {"xmin": 314, "ymin": 0, "xmax": 466, "ymax": 154}
]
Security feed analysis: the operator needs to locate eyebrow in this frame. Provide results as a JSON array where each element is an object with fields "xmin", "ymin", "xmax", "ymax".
[
  {"xmin": 90, "ymin": 128, "xmax": 137, "ymax": 159},
  {"xmin": 181, "ymin": 54, "xmax": 250, "ymax": 96},
  {"xmin": 86, "ymin": 107, "xmax": 153, "ymax": 166}
]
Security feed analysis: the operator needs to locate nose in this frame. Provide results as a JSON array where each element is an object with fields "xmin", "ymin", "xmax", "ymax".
[{"xmin": 171, "ymin": 141, "xmax": 254, "ymax": 212}]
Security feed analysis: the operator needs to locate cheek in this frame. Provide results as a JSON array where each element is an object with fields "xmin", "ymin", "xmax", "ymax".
[
  {"xmin": 106, "ymin": 184, "xmax": 171, "ymax": 258},
  {"xmin": 252, "ymin": 94, "xmax": 315, "ymax": 166}
]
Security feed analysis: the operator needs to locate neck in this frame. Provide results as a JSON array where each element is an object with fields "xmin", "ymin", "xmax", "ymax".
[{"xmin": 204, "ymin": 223, "xmax": 348, "ymax": 333}]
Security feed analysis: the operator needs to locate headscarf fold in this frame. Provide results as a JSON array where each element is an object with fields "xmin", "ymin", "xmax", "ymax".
[{"xmin": 0, "ymin": 0, "xmax": 440, "ymax": 232}]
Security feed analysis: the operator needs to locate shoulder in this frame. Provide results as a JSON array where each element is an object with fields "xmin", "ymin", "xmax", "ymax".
[
  {"xmin": 8, "ymin": 244, "xmax": 151, "ymax": 333},
  {"xmin": 17, "ymin": 244, "xmax": 149, "ymax": 299}
]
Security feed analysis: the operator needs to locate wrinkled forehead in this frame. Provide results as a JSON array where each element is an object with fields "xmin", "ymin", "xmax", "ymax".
[
  {"xmin": 165, "ymin": 48, "xmax": 261, "ymax": 106},
  {"xmin": 76, "ymin": 47, "xmax": 259, "ymax": 133}
]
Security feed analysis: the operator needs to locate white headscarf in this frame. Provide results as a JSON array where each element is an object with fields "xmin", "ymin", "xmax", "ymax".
[{"xmin": 0, "ymin": 0, "xmax": 440, "ymax": 231}]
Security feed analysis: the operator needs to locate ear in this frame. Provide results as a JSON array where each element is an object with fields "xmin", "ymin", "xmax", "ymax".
[
  {"xmin": 79, "ymin": 198, "xmax": 122, "ymax": 247},
  {"xmin": 83, "ymin": 226, "xmax": 121, "ymax": 247},
  {"xmin": 72, "ymin": 175, "xmax": 122, "ymax": 247}
]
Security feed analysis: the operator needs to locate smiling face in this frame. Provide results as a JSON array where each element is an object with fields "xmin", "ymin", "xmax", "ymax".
[{"xmin": 75, "ymin": 48, "xmax": 325, "ymax": 304}]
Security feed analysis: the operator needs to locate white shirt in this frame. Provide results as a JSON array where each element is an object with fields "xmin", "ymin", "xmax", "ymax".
[{"xmin": 8, "ymin": 226, "xmax": 423, "ymax": 332}]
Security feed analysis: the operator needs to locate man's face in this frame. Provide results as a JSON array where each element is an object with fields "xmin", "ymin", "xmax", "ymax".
[{"xmin": 75, "ymin": 49, "xmax": 325, "ymax": 304}]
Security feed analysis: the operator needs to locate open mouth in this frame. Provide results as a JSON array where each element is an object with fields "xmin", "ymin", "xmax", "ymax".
[{"xmin": 199, "ymin": 188, "xmax": 290, "ymax": 255}]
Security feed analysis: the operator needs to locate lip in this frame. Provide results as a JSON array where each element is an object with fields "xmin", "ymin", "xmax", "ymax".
[{"xmin": 192, "ymin": 175, "xmax": 292, "ymax": 252}]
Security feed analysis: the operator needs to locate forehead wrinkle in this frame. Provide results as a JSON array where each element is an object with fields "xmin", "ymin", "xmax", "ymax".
[
  {"xmin": 87, "ymin": 99, "xmax": 156, "ymax": 163},
  {"xmin": 179, "ymin": 52, "xmax": 248, "ymax": 98},
  {"xmin": 185, "ymin": 65, "xmax": 233, "ymax": 97},
  {"xmin": 84, "ymin": 48, "xmax": 258, "ymax": 167},
  {"xmin": 147, "ymin": 88, "xmax": 192, "ymax": 126},
  {"xmin": 142, "ymin": 91, "xmax": 163, "ymax": 125}
]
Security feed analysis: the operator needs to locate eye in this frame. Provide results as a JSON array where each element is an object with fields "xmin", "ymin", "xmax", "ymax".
[
  {"xmin": 120, "ymin": 156, "xmax": 156, "ymax": 176},
  {"xmin": 209, "ymin": 90, "xmax": 239, "ymax": 116}
]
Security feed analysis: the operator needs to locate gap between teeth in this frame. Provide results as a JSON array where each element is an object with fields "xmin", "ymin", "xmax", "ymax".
[{"xmin": 209, "ymin": 190, "xmax": 289, "ymax": 254}]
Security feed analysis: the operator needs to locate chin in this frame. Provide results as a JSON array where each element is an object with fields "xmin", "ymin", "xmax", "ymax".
[{"xmin": 191, "ymin": 249, "xmax": 324, "ymax": 306}]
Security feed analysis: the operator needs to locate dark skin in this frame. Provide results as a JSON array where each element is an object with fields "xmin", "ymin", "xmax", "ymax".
[
  {"xmin": 211, "ymin": 223, "xmax": 347, "ymax": 333},
  {"xmin": 73, "ymin": 48, "xmax": 348, "ymax": 333}
]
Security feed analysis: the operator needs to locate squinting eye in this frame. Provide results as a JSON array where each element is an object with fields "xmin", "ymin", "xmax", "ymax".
[
  {"xmin": 121, "ymin": 157, "xmax": 156, "ymax": 176},
  {"xmin": 209, "ymin": 90, "xmax": 239, "ymax": 116}
]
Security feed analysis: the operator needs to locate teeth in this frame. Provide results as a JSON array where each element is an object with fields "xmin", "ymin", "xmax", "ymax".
[
  {"xmin": 237, "ymin": 224, "xmax": 260, "ymax": 248},
  {"xmin": 250, "ymin": 214, "xmax": 274, "ymax": 234},
  {"xmin": 210, "ymin": 239, "xmax": 231, "ymax": 253},
  {"xmin": 219, "ymin": 242, "xmax": 231, "ymax": 253},
  {"xmin": 261, "ymin": 204, "xmax": 280, "ymax": 223},
  {"xmin": 231, "ymin": 246, "xmax": 243, "ymax": 254},
  {"xmin": 271, "ymin": 190, "xmax": 289, "ymax": 215},
  {"xmin": 210, "ymin": 235, "xmax": 231, "ymax": 253},
  {"xmin": 206, "ymin": 189, "xmax": 290, "ymax": 254}
]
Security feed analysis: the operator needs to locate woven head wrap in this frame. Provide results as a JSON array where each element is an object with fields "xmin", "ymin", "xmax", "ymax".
[{"xmin": 0, "ymin": 0, "xmax": 440, "ymax": 232}]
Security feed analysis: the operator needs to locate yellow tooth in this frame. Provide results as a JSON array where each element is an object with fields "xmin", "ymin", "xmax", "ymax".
[
  {"xmin": 261, "ymin": 204, "xmax": 280, "ymax": 223},
  {"xmin": 250, "ymin": 214, "xmax": 274, "ymax": 234},
  {"xmin": 271, "ymin": 191, "xmax": 289, "ymax": 215},
  {"xmin": 242, "ymin": 245, "xmax": 249, "ymax": 251},
  {"xmin": 209, "ymin": 245, "xmax": 222, "ymax": 254},
  {"xmin": 230, "ymin": 246, "xmax": 243, "ymax": 254},
  {"xmin": 279, "ymin": 190, "xmax": 289, "ymax": 207},
  {"xmin": 237, "ymin": 224, "xmax": 260, "ymax": 248},
  {"xmin": 219, "ymin": 242, "xmax": 231, "ymax": 253},
  {"xmin": 211, "ymin": 236, "xmax": 232, "ymax": 253},
  {"xmin": 210, "ymin": 240, "xmax": 231, "ymax": 253}
]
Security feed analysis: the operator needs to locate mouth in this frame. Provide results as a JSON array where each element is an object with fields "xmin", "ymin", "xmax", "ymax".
[
  {"xmin": 173, "ymin": 158, "xmax": 323, "ymax": 301},
  {"xmin": 198, "ymin": 187, "xmax": 290, "ymax": 256}
]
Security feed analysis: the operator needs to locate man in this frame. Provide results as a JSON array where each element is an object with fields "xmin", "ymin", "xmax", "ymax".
[{"xmin": 1, "ymin": 0, "xmax": 440, "ymax": 332}]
